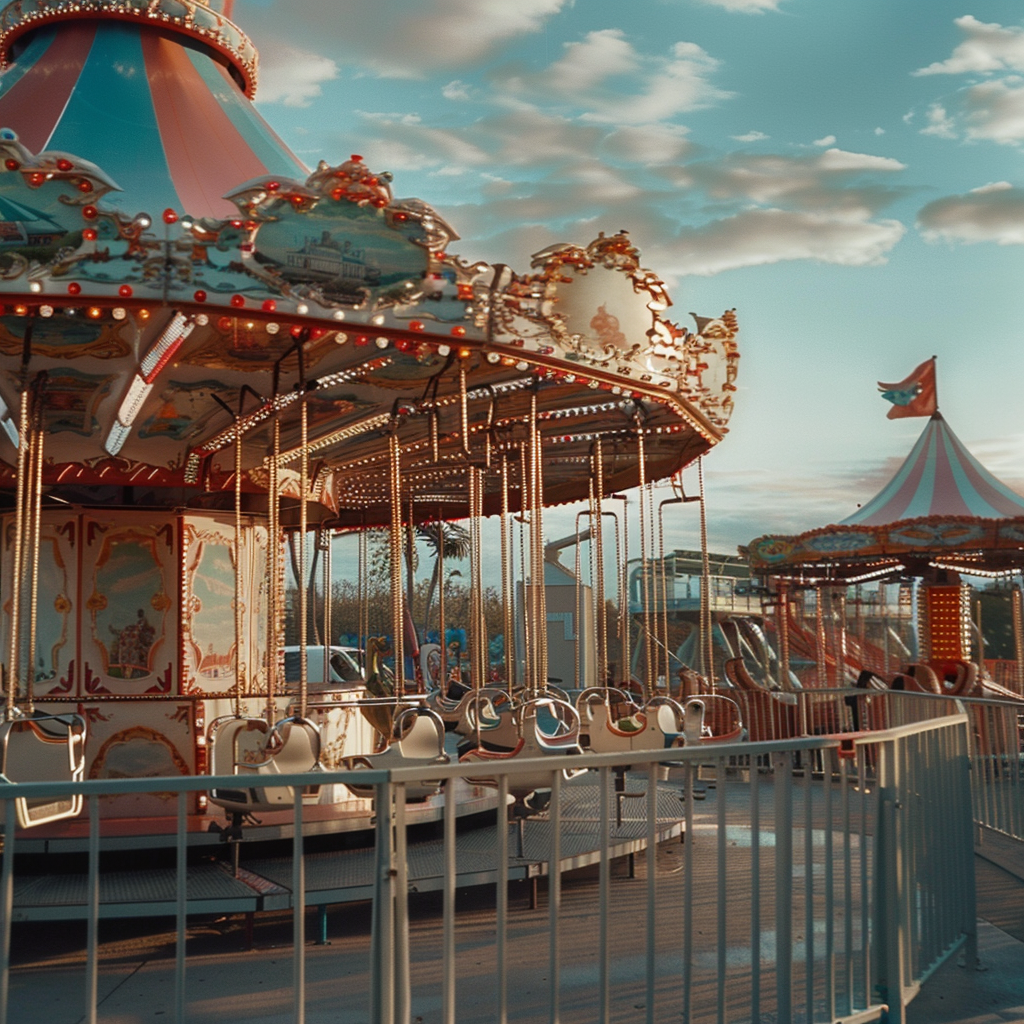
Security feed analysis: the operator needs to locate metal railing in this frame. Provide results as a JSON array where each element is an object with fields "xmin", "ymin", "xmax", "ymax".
[{"xmin": 0, "ymin": 713, "xmax": 977, "ymax": 1024}]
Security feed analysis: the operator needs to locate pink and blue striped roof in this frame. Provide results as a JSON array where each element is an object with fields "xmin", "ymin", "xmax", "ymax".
[
  {"xmin": 842, "ymin": 413, "xmax": 1024, "ymax": 526},
  {"xmin": 0, "ymin": 17, "xmax": 305, "ymax": 220}
]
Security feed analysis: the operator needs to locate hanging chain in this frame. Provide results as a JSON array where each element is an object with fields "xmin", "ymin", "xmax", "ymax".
[
  {"xmin": 1013, "ymin": 581, "xmax": 1024, "ymax": 693},
  {"xmin": 358, "ymin": 522, "xmax": 368, "ymax": 673},
  {"xmin": 815, "ymin": 586, "xmax": 827, "ymax": 688},
  {"xmin": 519, "ymin": 441, "xmax": 532, "ymax": 690},
  {"xmin": 636, "ymin": 425, "xmax": 652, "ymax": 699},
  {"xmin": 530, "ymin": 390, "xmax": 548, "ymax": 692},
  {"xmin": 233, "ymin": 426, "xmax": 245, "ymax": 717},
  {"xmin": 298, "ymin": 396, "xmax": 309, "ymax": 718},
  {"xmin": 266, "ymin": 416, "xmax": 281, "ymax": 721},
  {"xmin": 593, "ymin": 439, "xmax": 607, "ymax": 688},
  {"xmin": 6, "ymin": 385, "xmax": 31, "ymax": 719},
  {"xmin": 322, "ymin": 527, "xmax": 332, "ymax": 683},
  {"xmin": 698, "ymin": 456, "xmax": 715, "ymax": 689},
  {"xmin": 459, "ymin": 364, "xmax": 470, "ymax": 456},
  {"xmin": 26, "ymin": 399, "xmax": 44, "ymax": 713},
  {"xmin": 500, "ymin": 456, "xmax": 514, "ymax": 688},
  {"xmin": 389, "ymin": 429, "xmax": 405, "ymax": 695}
]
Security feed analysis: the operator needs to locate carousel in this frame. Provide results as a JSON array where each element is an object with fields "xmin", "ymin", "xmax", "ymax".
[
  {"xmin": 0, "ymin": 0, "xmax": 740, "ymax": 851},
  {"xmin": 745, "ymin": 366, "xmax": 1024, "ymax": 705}
]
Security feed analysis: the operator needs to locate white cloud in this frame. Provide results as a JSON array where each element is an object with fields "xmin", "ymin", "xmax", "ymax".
[
  {"xmin": 812, "ymin": 134, "xmax": 836, "ymax": 147},
  {"xmin": 256, "ymin": 43, "xmax": 338, "ymax": 107},
  {"xmin": 243, "ymin": 0, "xmax": 569, "ymax": 77},
  {"xmin": 502, "ymin": 37, "xmax": 731, "ymax": 124},
  {"xmin": 912, "ymin": 17, "xmax": 1024, "ymax": 148},
  {"xmin": 539, "ymin": 29, "xmax": 640, "ymax": 94},
  {"xmin": 602, "ymin": 123, "xmax": 692, "ymax": 163},
  {"xmin": 874, "ymin": 127, "xmax": 885, "ymax": 135},
  {"xmin": 914, "ymin": 16, "xmax": 1024, "ymax": 76},
  {"xmin": 919, "ymin": 102, "xmax": 957, "ymax": 139},
  {"xmin": 816, "ymin": 148, "xmax": 905, "ymax": 172},
  {"xmin": 686, "ymin": 149, "xmax": 906, "ymax": 215},
  {"xmin": 961, "ymin": 79, "xmax": 1024, "ymax": 144},
  {"xmin": 692, "ymin": 0, "xmax": 783, "ymax": 11},
  {"xmin": 665, "ymin": 208, "xmax": 906, "ymax": 276},
  {"xmin": 442, "ymin": 80, "xmax": 472, "ymax": 101},
  {"xmin": 918, "ymin": 183, "xmax": 1024, "ymax": 245},
  {"xmin": 732, "ymin": 130, "xmax": 769, "ymax": 142}
]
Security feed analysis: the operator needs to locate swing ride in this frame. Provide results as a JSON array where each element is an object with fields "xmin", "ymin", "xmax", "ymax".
[
  {"xmin": 0, "ymin": 0, "xmax": 741, "ymax": 850},
  {"xmin": 745, "ymin": 407, "xmax": 1024, "ymax": 714}
]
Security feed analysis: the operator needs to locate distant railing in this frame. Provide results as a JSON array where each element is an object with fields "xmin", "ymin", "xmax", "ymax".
[{"xmin": 0, "ymin": 716, "xmax": 977, "ymax": 1024}]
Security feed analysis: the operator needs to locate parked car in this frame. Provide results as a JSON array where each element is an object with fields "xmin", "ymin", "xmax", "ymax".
[{"xmin": 283, "ymin": 645, "xmax": 365, "ymax": 690}]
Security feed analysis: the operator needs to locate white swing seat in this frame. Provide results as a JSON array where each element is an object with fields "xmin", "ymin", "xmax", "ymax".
[
  {"xmin": 342, "ymin": 707, "xmax": 449, "ymax": 800},
  {"xmin": 0, "ymin": 712, "xmax": 87, "ymax": 829},
  {"xmin": 460, "ymin": 697, "xmax": 584, "ymax": 802},
  {"xmin": 207, "ymin": 714, "xmax": 322, "ymax": 815},
  {"xmin": 457, "ymin": 688, "xmax": 518, "ymax": 750}
]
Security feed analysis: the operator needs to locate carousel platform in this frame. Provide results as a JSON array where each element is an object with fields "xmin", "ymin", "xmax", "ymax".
[{"xmin": 4, "ymin": 774, "xmax": 687, "ymax": 923}]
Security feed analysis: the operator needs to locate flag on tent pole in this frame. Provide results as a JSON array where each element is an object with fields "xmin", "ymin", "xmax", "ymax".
[{"xmin": 877, "ymin": 357, "xmax": 937, "ymax": 419}]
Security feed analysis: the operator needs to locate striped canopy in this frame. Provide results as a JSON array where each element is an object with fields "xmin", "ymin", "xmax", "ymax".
[
  {"xmin": 842, "ymin": 413, "xmax": 1024, "ymax": 526},
  {"xmin": 746, "ymin": 411, "xmax": 1024, "ymax": 578},
  {"xmin": 0, "ymin": 19, "xmax": 305, "ymax": 220}
]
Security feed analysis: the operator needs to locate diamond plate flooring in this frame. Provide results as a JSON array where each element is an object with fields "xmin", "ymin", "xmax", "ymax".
[{"xmin": 6, "ymin": 774, "xmax": 687, "ymax": 921}]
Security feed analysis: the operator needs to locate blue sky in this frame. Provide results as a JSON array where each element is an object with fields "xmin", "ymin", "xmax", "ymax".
[{"xmin": 236, "ymin": 0, "xmax": 1024, "ymax": 559}]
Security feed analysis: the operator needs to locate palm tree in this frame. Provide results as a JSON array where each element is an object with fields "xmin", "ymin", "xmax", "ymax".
[{"xmin": 416, "ymin": 521, "xmax": 471, "ymax": 639}]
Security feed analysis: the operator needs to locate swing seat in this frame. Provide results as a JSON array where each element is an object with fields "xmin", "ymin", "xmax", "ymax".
[
  {"xmin": 683, "ymin": 695, "xmax": 745, "ymax": 744},
  {"xmin": 456, "ymin": 688, "xmax": 518, "ymax": 752},
  {"xmin": 207, "ymin": 714, "xmax": 323, "ymax": 815},
  {"xmin": 460, "ymin": 697, "xmax": 583, "ymax": 806},
  {"xmin": 642, "ymin": 696, "xmax": 689, "ymax": 749},
  {"xmin": 0, "ymin": 711, "xmax": 87, "ymax": 829},
  {"xmin": 342, "ymin": 707, "xmax": 450, "ymax": 800}
]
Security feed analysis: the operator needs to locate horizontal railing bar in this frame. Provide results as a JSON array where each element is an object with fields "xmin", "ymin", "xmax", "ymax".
[
  {"xmin": 0, "ymin": 715, "xmax": 974, "ymax": 801},
  {"xmin": 847, "ymin": 712, "xmax": 970, "ymax": 744},
  {"xmin": 0, "ymin": 737, "xmax": 839, "ymax": 801}
]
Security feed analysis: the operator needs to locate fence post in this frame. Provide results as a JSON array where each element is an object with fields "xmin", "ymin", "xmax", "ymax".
[
  {"xmin": 370, "ymin": 781, "xmax": 396, "ymax": 1024},
  {"xmin": 772, "ymin": 750, "xmax": 793, "ymax": 1023},
  {"xmin": 873, "ymin": 739, "xmax": 905, "ymax": 1024},
  {"xmin": 0, "ymin": 798, "xmax": 14, "ymax": 1024}
]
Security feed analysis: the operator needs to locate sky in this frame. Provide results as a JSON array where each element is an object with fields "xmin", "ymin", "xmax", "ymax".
[{"xmin": 234, "ymin": 0, "xmax": 1024, "ymax": 563}]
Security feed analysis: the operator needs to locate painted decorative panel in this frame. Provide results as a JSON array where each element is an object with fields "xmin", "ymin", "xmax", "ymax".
[
  {"xmin": 80, "ymin": 513, "xmax": 177, "ymax": 696},
  {"xmin": 181, "ymin": 514, "xmax": 269, "ymax": 698},
  {"xmin": 182, "ymin": 516, "xmax": 237, "ymax": 693},
  {"xmin": 72, "ymin": 698, "xmax": 196, "ymax": 818}
]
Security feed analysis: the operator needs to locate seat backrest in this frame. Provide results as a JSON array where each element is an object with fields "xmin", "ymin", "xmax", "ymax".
[
  {"xmin": 656, "ymin": 702, "xmax": 680, "ymax": 736},
  {"xmin": 207, "ymin": 716, "xmax": 269, "ymax": 775},
  {"xmin": 394, "ymin": 708, "xmax": 445, "ymax": 760},
  {"xmin": 0, "ymin": 714, "xmax": 85, "ymax": 783},
  {"xmin": 905, "ymin": 663, "xmax": 942, "ymax": 695},
  {"xmin": 523, "ymin": 698, "xmax": 581, "ymax": 752},
  {"xmin": 0, "ymin": 713, "xmax": 86, "ymax": 828},
  {"xmin": 683, "ymin": 699, "xmax": 706, "ymax": 745},
  {"xmin": 262, "ymin": 717, "xmax": 320, "ymax": 775}
]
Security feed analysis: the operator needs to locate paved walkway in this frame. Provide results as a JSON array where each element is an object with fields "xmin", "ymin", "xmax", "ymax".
[{"xmin": 905, "ymin": 859, "xmax": 1024, "ymax": 1024}]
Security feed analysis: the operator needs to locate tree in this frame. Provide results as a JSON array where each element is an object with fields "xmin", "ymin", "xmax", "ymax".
[{"xmin": 415, "ymin": 521, "xmax": 471, "ymax": 638}]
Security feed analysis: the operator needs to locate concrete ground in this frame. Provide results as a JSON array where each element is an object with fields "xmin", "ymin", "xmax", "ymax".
[
  {"xmin": 5, "ymin": 854, "xmax": 1023, "ymax": 1024},
  {"xmin": 904, "ymin": 859, "xmax": 1024, "ymax": 1024}
]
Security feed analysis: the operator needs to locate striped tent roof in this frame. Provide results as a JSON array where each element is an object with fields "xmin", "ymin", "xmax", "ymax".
[
  {"xmin": 0, "ymin": 14, "xmax": 305, "ymax": 220},
  {"xmin": 842, "ymin": 412, "xmax": 1024, "ymax": 527}
]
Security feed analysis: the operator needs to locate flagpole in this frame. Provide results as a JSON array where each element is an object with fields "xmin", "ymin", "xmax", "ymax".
[{"xmin": 931, "ymin": 354, "xmax": 938, "ymax": 415}]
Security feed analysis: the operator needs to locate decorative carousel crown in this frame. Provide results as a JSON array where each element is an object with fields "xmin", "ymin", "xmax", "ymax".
[{"xmin": 0, "ymin": 0, "xmax": 257, "ymax": 94}]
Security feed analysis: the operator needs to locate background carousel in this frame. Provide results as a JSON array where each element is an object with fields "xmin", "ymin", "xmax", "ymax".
[
  {"xmin": 746, "ymin": 361, "xmax": 1024, "ymax": 704},
  {"xmin": 0, "ymin": 0, "xmax": 740, "ymax": 848}
]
